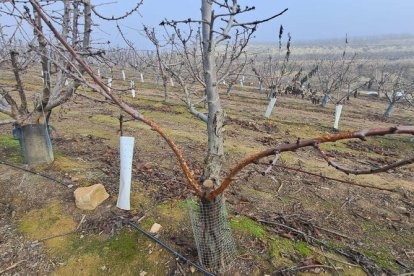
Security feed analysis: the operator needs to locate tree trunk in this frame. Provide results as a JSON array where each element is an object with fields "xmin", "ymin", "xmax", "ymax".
[
  {"xmin": 197, "ymin": 0, "xmax": 230, "ymax": 271},
  {"xmin": 155, "ymin": 45, "xmax": 168, "ymax": 101},
  {"xmin": 321, "ymin": 94, "xmax": 330, "ymax": 107},
  {"xmin": 384, "ymin": 101, "xmax": 395, "ymax": 117},
  {"xmin": 201, "ymin": 0, "xmax": 224, "ymax": 185}
]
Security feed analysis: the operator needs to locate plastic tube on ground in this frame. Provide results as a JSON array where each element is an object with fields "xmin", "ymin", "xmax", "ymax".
[
  {"xmin": 334, "ymin": 104, "xmax": 343, "ymax": 130},
  {"xmin": 264, "ymin": 97, "xmax": 277, "ymax": 118},
  {"xmin": 117, "ymin": 136, "xmax": 135, "ymax": 210}
]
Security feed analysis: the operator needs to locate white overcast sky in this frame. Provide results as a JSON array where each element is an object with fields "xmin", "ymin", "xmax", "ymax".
[{"xmin": 1, "ymin": 0, "xmax": 414, "ymax": 48}]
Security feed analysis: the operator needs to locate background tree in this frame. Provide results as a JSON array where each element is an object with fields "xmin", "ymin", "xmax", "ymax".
[
  {"xmin": 370, "ymin": 64, "xmax": 414, "ymax": 117},
  {"xmin": 315, "ymin": 38, "xmax": 356, "ymax": 107},
  {"xmin": 0, "ymin": 0, "xmax": 93, "ymax": 126}
]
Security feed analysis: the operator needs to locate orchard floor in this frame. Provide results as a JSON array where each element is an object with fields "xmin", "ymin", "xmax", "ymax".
[{"xmin": 0, "ymin": 84, "xmax": 413, "ymax": 275}]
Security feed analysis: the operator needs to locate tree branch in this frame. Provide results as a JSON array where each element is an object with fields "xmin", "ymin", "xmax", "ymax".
[{"xmin": 206, "ymin": 126, "xmax": 414, "ymax": 200}]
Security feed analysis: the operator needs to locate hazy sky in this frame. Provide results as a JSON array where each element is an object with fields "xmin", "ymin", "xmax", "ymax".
[
  {"xmin": 91, "ymin": 0, "xmax": 414, "ymax": 48},
  {"xmin": 1, "ymin": 0, "xmax": 413, "ymax": 48}
]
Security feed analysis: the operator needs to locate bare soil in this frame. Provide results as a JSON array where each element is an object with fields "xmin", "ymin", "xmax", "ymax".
[{"xmin": 0, "ymin": 83, "xmax": 413, "ymax": 275}]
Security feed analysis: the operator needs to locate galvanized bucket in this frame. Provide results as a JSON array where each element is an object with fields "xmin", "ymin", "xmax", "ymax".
[{"xmin": 13, "ymin": 124, "xmax": 54, "ymax": 164}]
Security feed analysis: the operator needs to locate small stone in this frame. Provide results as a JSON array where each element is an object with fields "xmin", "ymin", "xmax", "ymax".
[
  {"xmin": 190, "ymin": 266, "xmax": 196, "ymax": 273},
  {"xmin": 203, "ymin": 179, "xmax": 214, "ymax": 189},
  {"xmin": 150, "ymin": 223, "xmax": 162, "ymax": 234},
  {"xmin": 74, "ymin": 184, "xmax": 109, "ymax": 210}
]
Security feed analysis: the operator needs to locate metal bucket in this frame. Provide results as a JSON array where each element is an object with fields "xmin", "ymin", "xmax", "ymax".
[{"xmin": 14, "ymin": 124, "xmax": 54, "ymax": 164}]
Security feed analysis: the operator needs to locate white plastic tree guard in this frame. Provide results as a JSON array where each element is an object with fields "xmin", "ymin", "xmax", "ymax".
[
  {"xmin": 97, "ymin": 68, "xmax": 101, "ymax": 77},
  {"xmin": 130, "ymin": 80, "xmax": 135, "ymax": 98},
  {"xmin": 264, "ymin": 97, "xmax": 277, "ymax": 118},
  {"xmin": 170, "ymin": 77, "xmax": 174, "ymax": 87},
  {"xmin": 107, "ymin": 78, "xmax": 112, "ymax": 92},
  {"xmin": 117, "ymin": 136, "xmax": 135, "ymax": 210},
  {"xmin": 140, "ymin": 73, "xmax": 144, "ymax": 83},
  {"xmin": 122, "ymin": 70, "xmax": 126, "ymax": 81},
  {"xmin": 334, "ymin": 104, "xmax": 343, "ymax": 130}
]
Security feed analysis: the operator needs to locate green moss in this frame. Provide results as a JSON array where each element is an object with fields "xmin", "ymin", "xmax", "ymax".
[
  {"xmin": 359, "ymin": 221, "xmax": 408, "ymax": 271},
  {"xmin": 54, "ymin": 229, "xmax": 170, "ymax": 275},
  {"xmin": 362, "ymin": 249, "xmax": 399, "ymax": 271},
  {"xmin": 19, "ymin": 200, "xmax": 77, "ymax": 241},
  {"xmin": 268, "ymin": 236, "xmax": 296, "ymax": 268},
  {"xmin": 91, "ymin": 114, "xmax": 118, "ymax": 125},
  {"xmin": 104, "ymin": 230, "xmax": 139, "ymax": 262},
  {"xmin": 231, "ymin": 216, "xmax": 266, "ymax": 239},
  {"xmin": 293, "ymin": 241, "xmax": 312, "ymax": 256},
  {"xmin": 224, "ymin": 141, "xmax": 261, "ymax": 155},
  {"xmin": 0, "ymin": 135, "xmax": 24, "ymax": 163},
  {"xmin": 49, "ymin": 155, "xmax": 89, "ymax": 172},
  {"xmin": 129, "ymin": 191, "xmax": 151, "ymax": 211},
  {"xmin": 0, "ymin": 135, "xmax": 19, "ymax": 148}
]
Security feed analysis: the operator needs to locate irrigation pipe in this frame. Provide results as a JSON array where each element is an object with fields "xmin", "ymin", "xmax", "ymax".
[
  {"xmin": 0, "ymin": 159, "xmax": 213, "ymax": 274},
  {"xmin": 0, "ymin": 159, "xmax": 71, "ymax": 188},
  {"xmin": 111, "ymin": 211, "xmax": 215, "ymax": 276}
]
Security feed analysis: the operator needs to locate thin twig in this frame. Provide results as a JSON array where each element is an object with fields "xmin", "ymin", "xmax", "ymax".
[
  {"xmin": 312, "ymin": 248, "xmax": 359, "ymax": 267},
  {"xmin": 279, "ymin": 264, "xmax": 340, "ymax": 273},
  {"xmin": 76, "ymin": 214, "xmax": 86, "ymax": 231},
  {"xmin": 264, "ymin": 151, "xmax": 280, "ymax": 174},
  {"xmin": 0, "ymin": 260, "xmax": 26, "ymax": 275},
  {"xmin": 303, "ymin": 221, "xmax": 351, "ymax": 240}
]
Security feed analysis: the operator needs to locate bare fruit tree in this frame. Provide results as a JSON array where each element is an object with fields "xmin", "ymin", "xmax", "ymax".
[
  {"xmin": 252, "ymin": 25, "xmax": 295, "ymax": 100},
  {"xmin": 0, "ymin": 0, "xmax": 92, "ymax": 126},
  {"xmin": 370, "ymin": 64, "xmax": 414, "ymax": 117},
  {"xmin": 143, "ymin": 26, "xmax": 172, "ymax": 101},
  {"xmin": 315, "ymin": 38, "xmax": 356, "ymax": 107}
]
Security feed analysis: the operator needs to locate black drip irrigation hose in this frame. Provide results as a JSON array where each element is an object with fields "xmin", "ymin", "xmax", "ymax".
[
  {"xmin": 0, "ymin": 159, "xmax": 71, "ymax": 188},
  {"xmin": 111, "ymin": 211, "xmax": 215, "ymax": 276}
]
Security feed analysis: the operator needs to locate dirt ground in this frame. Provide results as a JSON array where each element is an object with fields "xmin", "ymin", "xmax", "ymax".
[{"xmin": 0, "ymin": 81, "xmax": 413, "ymax": 275}]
